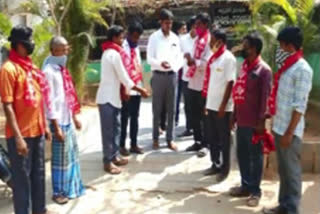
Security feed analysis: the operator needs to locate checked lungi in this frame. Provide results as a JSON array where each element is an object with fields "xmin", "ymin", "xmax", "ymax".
[{"xmin": 51, "ymin": 124, "xmax": 85, "ymax": 199}]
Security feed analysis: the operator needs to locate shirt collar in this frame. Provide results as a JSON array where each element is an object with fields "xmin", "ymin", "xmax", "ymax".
[{"xmin": 159, "ymin": 29, "xmax": 171, "ymax": 39}]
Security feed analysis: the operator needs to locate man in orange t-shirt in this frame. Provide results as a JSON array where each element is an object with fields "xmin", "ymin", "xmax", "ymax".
[{"xmin": 0, "ymin": 26, "xmax": 54, "ymax": 214}]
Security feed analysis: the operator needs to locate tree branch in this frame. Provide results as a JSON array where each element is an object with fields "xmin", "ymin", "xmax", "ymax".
[
  {"xmin": 111, "ymin": 0, "xmax": 117, "ymax": 25},
  {"xmin": 47, "ymin": 0, "xmax": 59, "ymax": 33},
  {"xmin": 58, "ymin": 0, "xmax": 72, "ymax": 35}
]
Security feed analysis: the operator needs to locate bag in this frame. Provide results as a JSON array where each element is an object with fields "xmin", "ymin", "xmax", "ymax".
[{"xmin": 0, "ymin": 145, "xmax": 12, "ymax": 184}]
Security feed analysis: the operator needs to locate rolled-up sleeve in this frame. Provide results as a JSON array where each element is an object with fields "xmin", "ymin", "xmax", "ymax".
[
  {"xmin": 258, "ymin": 69, "xmax": 272, "ymax": 120},
  {"xmin": 292, "ymin": 66, "xmax": 313, "ymax": 114},
  {"xmin": 113, "ymin": 52, "xmax": 135, "ymax": 91},
  {"xmin": 0, "ymin": 64, "xmax": 16, "ymax": 103}
]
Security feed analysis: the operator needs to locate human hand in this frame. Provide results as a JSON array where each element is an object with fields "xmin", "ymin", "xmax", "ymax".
[
  {"xmin": 16, "ymin": 137, "xmax": 28, "ymax": 157},
  {"xmin": 161, "ymin": 61, "xmax": 171, "ymax": 69}
]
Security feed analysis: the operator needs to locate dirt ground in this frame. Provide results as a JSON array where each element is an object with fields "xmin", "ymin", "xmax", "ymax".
[{"xmin": 0, "ymin": 101, "xmax": 319, "ymax": 214}]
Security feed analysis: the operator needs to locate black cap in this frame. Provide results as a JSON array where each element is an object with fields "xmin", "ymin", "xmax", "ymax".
[{"xmin": 8, "ymin": 25, "xmax": 33, "ymax": 43}]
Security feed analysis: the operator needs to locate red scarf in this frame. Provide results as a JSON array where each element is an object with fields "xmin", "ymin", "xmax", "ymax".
[
  {"xmin": 59, "ymin": 66, "xmax": 81, "ymax": 115},
  {"xmin": 202, "ymin": 45, "xmax": 226, "ymax": 97},
  {"xmin": 232, "ymin": 56, "xmax": 261, "ymax": 105},
  {"xmin": 101, "ymin": 41, "xmax": 142, "ymax": 100},
  {"xmin": 186, "ymin": 30, "xmax": 210, "ymax": 78},
  {"xmin": 8, "ymin": 49, "xmax": 51, "ymax": 111},
  {"xmin": 268, "ymin": 50, "xmax": 303, "ymax": 115},
  {"xmin": 252, "ymin": 130, "xmax": 275, "ymax": 155}
]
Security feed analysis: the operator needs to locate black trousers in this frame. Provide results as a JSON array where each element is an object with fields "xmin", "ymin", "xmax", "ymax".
[
  {"xmin": 181, "ymin": 80, "xmax": 192, "ymax": 131},
  {"xmin": 207, "ymin": 110, "xmax": 231, "ymax": 173},
  {"xmin": 189, "ymin": 89, "xmax": 207, "ymax": 147},
  {"xmin": 7, "ymin": 136, "xmax": 46, "ymax": 214},
  {"xmin": 120, "ymin": 95, "xmax": 141, "ymax": 148}
]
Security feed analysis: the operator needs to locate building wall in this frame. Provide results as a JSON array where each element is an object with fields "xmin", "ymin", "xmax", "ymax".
[{"xmin": 1, "ymin": 0, "xmax": 43, "ymax": 26}]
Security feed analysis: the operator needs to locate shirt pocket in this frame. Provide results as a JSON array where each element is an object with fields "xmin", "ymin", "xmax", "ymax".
[
  {"xmin": 170, "ymin": 43, "xmax": 180, "ymax": 53},
  {"xmin": 247, "ymin": 72, "xmax": 259, "ymax": 92},
  {"xmin": 212, "ymin": 67, "xmax": 225, "ymax": 81}
]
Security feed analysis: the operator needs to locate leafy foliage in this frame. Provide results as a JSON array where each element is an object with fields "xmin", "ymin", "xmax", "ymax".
[
  {"xmin": 0, "ymin": 12, "xmax": 12, "ymax": 46},
  {"xmin": 20, "ymin": 0, "xmax": 110, "ymax": 97},
  {"xmin": 235, "ymin": 0, "xmax": 320, "ymax": 72},
  {"xmin": 32, "ymin": 19, "xmax": 55, "ymax": 67}
]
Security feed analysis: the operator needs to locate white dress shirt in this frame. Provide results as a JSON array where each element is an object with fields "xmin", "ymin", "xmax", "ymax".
[
  {"xmin": 147, "ymin": 29, "xmax": 183, "ymax": 72},
  {"xmin": 206, "ymin": 50, "xmax": 237, "ymax": 112},
  {"xmin": 180, "ymin": 33, "xmax": 196, "ymax": 82},
  {"xmin": 188, "ymin": 35, "xmax": 211, "ymax": 91},
  {"xmin": 123, "ymin": 39, "xmax": 142, "ymax": 96},
  {"xmin": 96, "ymin": 49, "xmax": 135, "ymax": 108},
  {"xmin": 43, "ymin": 64, "xmax": 72, "ymax": 125}
]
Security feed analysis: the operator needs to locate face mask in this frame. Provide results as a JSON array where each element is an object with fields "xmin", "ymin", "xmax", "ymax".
[
  {"xmin": 275, "ymin": 47, "xmax": 291, "ymax": 68},
  {"xmin": 196, "ymin": 28, "xmax": 205, "ymax": 37},
  {"xmin": 45, "ymin": 55, "xmax": 68, "ymax": 67},
  {"xmin": 241, "ymin": 49, "xmax": 249, "ymax": 59},
  {"xmin": 127, "ymin": 38, "xmax": 138, "ymax": 49},
  {"xmin": 23, "ymin": 41, "xmax": 35, "ymax": 55}
]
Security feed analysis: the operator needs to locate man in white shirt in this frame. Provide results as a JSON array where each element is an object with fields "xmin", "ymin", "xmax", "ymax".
[
  {"xmin": 185, "ymin": 13, "xmax": 211, "ymax": 157},
  {"xmin": 43, "ymin": 36, "xmax": 85, "ymax": 205},
  {"xmin": 96, "ymin": 26, "xmax": 148, "ymax": 175},
  {"xmin": 147, "ymin": 9, "xmax": 183, "ymax": 151},
  {"xmin": 178, "ymin": 16, "xmax": 197, "ymax": 137},
  {"xmin": 202, "ymin": 30, "xmax": 237, "ymax": 183},
  {"xmin": 119, "ymin": 22, "xmax": 144, "ymax": 156}
]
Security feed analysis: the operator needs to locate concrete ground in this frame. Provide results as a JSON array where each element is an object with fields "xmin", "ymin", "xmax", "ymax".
[{"xmin": 0, "ymin": 100, "xmax": 319, "ymax": 214}]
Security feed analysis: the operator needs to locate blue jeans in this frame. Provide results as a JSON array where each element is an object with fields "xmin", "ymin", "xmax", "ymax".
[
  {"xmin": 236, "ymin": 127, "xmax": 263, "ymax": 196},
  {"xmin": 99, "ymin": 103, "xmax": 121, "ymax": 164},
  {"xmin": 7, "ymin": 136, "xmax": 46, "ymax": 214},
  {"xmin": 275, "ymin": 133, "xmax": 302, "ymax": 214}
]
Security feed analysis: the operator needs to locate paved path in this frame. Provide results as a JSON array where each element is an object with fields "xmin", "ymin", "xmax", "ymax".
[{"xmin": 0, "ymin": 100, "xmax": 319, "ymax": 214}]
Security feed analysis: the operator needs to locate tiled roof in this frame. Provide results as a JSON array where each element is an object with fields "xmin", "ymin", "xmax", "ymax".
[
  {"xmin": 119, "ymin": 0, "xmax": 211, "ymax": 7},
  {"xmin": 120, "ymin": 0, "xmax": 249, "ymax": 8}
]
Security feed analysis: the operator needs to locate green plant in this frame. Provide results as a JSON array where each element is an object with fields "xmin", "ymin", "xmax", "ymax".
[
  {"xmin": 235, "ymin": 0, "xmax": 320, "ymax": 71},
  {"xmin": 0, "ymin": 12, "xmax": 12, "ymax": 46},
  {"xmin": 252, "ymin": 0, "xmax": 320, "ymax": 55},
  {"xmin": 20, "ymin": 0, "xmax": 110, "ymax": 98},
  {"xmin": 32, "ymin": 19, "xmax": 55, "ymax": 67}
]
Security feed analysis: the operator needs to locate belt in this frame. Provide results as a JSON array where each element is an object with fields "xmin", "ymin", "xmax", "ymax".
[{"xmin": 154, "ymin": 70, "xmax": 175, "ymax": 75}]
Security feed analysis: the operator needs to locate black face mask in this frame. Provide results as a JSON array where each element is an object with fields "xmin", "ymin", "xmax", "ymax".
[
  {"xmin": 241, "ymin": 49, "xmax": 249, "ymax": 59},
  {"xmin": 22, "ymin": 41, "xmax": 35, "ymax": 55}
]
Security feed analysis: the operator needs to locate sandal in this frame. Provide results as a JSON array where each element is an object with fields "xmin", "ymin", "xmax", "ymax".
[
  {"xmin": 112, "ymin": 157, "xmax": 128, "ymax": 166},
  {"xmin": 167, "ymin": 141, "xmax": 178, "ymax": 151},
  {"xmin": 197, "ymin": 147, "xmax": 208, "ymax": 158},
  {"xmin": 229, "ymin": 186, "xmax": 250, "ymax": 197},
  {"xmin": 120, "ymin": 147, "xmax": 130, "ymax": 157},
  {"xmin": 130, "ymin": 146, "xmax": 144, "ymax": 154},
  {"xmin": 52, "ymin": 195, "xmax": 69, "ymax": 205},
  {"xmin": 104, "ymin": 163, "xmax": 122, "ymax": 175},
  {"xmin": 247, "ymin": 195, "xmax": 261, "ymax": 207}
]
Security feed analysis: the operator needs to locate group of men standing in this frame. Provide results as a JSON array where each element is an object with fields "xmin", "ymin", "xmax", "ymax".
[
  {"xmin": 145, "ymin": 9, "xmax": 313, "ymax": 214},
  {"xmin": 0, "ymin": 7, "xmax": 313, "ymax": 214}
]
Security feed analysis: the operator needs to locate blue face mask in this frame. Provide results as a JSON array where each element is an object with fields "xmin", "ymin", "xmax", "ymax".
[
  {"xmin": 44, "ymin": 55, "xmax": 68, "ymax": 67},
  {"xmin": 127, "ymin": 38, "xmax": 138, "ymax": 49}
]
